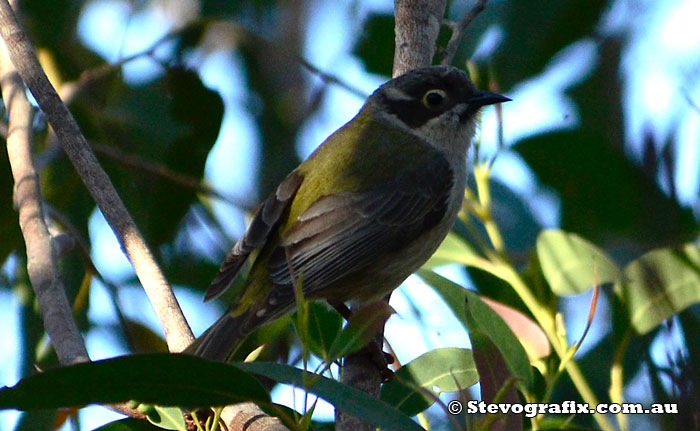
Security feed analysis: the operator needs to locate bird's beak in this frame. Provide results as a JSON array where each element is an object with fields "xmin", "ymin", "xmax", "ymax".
[{"xmin": 467, "ymin": 90, "xmax": 511, "ymax": 108}]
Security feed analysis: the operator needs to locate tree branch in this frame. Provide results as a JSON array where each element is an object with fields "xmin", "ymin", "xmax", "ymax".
[
  {"xmin": 393, "ymin": 0, "xmax": 447, "ymax": 77},
  {"xmin": 440, "ymin": 0, "xmax": 489, "ymax": 66},
  {"xmin": 90, "ymin": 143, "xmax": 254, "ymax": 211},
  {"xmin": 0, "ymin": 0, "xmax": 194, "ymax": 351},
  {"xmin": 0, "ymin": 27, "xmax": 89, "ymax": 367}
]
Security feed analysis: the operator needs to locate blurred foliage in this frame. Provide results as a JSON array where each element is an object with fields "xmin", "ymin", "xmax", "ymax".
[{"xmin": 1, "ymin": 0, "xmax": 699, "ymax": 430}]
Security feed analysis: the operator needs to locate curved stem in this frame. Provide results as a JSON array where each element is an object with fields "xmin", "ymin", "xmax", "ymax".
[{"xmin": 470, "ymin": 163, "xmax": 614, "ymax": 431}]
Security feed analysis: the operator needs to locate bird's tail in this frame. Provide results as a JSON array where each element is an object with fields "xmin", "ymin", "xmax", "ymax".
[{"xmin": 184, "ymin": 311, "xmax": 251, "ymax": 363}]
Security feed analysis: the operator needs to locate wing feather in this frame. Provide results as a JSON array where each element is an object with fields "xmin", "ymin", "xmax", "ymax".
[
  {"xmin": 266, "ymin": 152, "xmax": 453, "ymax": 301},
  {"xmin": 204, "ymin": 172, "xmax": 304, "ymax": 302}
]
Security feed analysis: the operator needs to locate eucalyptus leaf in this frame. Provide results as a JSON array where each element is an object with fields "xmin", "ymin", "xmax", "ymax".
[
  {"xmin": 537, "ymin": 229, "xmax": 621, "ymax": 295},
  {"xmin": 418, "ymin": 269, "xmax": 533, "ymax": 390},
  {"xmin": 92, "ymin": 418, "xmax": 163, "ymax": 431},
  {"xmin": 146, "ymin": 406, "xmax": 187, "ymax": 431},
  {"xmin": 292, "ymin": 302, "xmax": 343, "ymax": 361},
  {"xmin": 480, "ymin": 297, "xmax": 550, "ymax": 360},
  {"xmin": 238, "ymin": 362, "xmax": 423, "ymax": 431},
  {"xmin": 380, "ymin": 347, "xmax": 478, "ymax": 415},
  {"xmin": 615, "ymin": 244, "xmax": 700, "ymax": 334},
  {"xmin": 424, "ymin": 232, "xmax": 479, "ymax": 269},
  {"xmin": 0, "ymin": 354, "xmax": 269, "ymax": 411},
  {"xmin": 326, "ymin": 301, "xmax": 394, "ymax": 363},
  {"xmin": 353, "ymin": 14, "xmax": 394, "ymax": 77}
]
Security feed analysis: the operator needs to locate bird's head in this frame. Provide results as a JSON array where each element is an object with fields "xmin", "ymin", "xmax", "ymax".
[{"xmin": 367, "ymin": 66, "xmax": 510, "ymax": 155}]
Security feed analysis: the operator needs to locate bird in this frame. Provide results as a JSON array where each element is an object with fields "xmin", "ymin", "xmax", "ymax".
[{"xmin": 186, "ymin": 65, "xmax": 509, "ymax": 362}]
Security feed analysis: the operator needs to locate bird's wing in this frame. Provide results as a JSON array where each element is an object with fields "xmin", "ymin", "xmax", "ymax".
[
  {"xmin": 266, "ymin": 151, "xmax": 454, "ymax": 302},
  {"xmin": 204, "ymin": 172, "xmax": 303, "ymax": 302}
]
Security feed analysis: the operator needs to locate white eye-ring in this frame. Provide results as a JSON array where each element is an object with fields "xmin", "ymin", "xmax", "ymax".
[{"xmin": 422, "ymin": 89, "xmax": 447, "ymax": 108}]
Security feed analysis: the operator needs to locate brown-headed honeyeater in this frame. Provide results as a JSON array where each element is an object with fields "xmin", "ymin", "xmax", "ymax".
[{"xmin": 186, "ymin": 66, "xmax": 509, "ymax": 362}]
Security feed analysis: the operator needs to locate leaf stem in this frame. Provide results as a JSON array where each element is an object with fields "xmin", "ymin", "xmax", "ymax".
[
  {"xmin": 610, "ymin": 329, "xmax": 632, "ymax": 431},
  {"xmin": 471, "ymin": 164, "xmax": 614, "ymax": 431},
  {"xmin": 473, "ymin": 165, "xmax": 506, "ymax": 255}
]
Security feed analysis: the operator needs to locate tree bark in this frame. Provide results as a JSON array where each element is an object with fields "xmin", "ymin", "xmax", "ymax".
[
  {"xmin": 0, "ymin": 20, "xmax": 89, "ymax": 367},
  {"xmin": 0, "ymin": 0, "xmax": 194, "ymax": 352}
]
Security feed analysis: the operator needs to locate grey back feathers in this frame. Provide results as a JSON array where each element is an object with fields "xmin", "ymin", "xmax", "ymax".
[{"xmin": 204, "ymin": 172, "xmax": 303, "ymax": 302}]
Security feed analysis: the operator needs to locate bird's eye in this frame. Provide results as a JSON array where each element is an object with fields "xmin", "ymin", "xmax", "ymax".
[{"xmin": 422, "ymin": 89, "xmax": 446, "ymax": 108}]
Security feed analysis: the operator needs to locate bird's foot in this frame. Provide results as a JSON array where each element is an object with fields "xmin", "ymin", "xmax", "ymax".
[{"xmin": 364, "ymin": 340, "xmax": 395, "ymax": 383}]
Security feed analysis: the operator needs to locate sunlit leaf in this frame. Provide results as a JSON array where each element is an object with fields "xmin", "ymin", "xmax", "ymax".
[
  {"xmin": 615, "ymin": 244, "xmax": 700, "ymax": 334},
  {"xmin": 537, "ymin": 229, "xmax": 621, "ymax": 295},
  {"xmin": 381, "ymin": 348, "xmax": 478, "ymax": 415},
  {"xmin": 480, "ymin": 296, "xmax": 550, "ymax": 360},
  {"xmin": 424, "ymin": 232, "xmax": 478, "ymax": 269},
  {"xmin": 146, "ymin": 406, "xmax": 187, "ymax": 431},
  {"xmin": 418, "ymin": 269, "xmax": 533, "ymax": 390}
]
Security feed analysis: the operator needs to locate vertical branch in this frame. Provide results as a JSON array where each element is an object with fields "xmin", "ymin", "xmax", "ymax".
[
  {"xmin": 0, "ymin": 35, "xmax": 89, "ymax": 367},
  {"xmin": 0, "ymin": 0, "xmax": 193, "ymax": 351},
  {"xmin": 393, "ymin": 0, "xmax": 447, "ymax": 76}
]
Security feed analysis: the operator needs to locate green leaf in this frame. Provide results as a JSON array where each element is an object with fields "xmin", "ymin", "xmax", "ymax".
[
  {"xmin": 470, "ymin": 331, "xmax": 523, "ymax": 431},
  {"xmin": 238, "ymin": 362, "xmax": 423, "ymax": 431},
  {"xmin": 492, "ymin": 0, "xmax": 608, "ymax": 88},
  {"xmin": 537, "ymin": 229, "xmax": 621, "ymax": 295},
  {"xmin": 147, "ymin": 406, "xmax": 187, "ymax": 431},
  {"xmin": 615, "ymin": 244, "xmax": 700, "ymax": 335},
  {"xmin": 119, "ymin": 319, "xmax": 168, "ymax": 353},
  {"xmin": 424, "ymin": 232, "xmax": 478, "ymax": 269},
  {"xmin": 92, "ymin": 418, "xmax": 163, "ymax": 431},
  {"xmin": 326, "ymin": 301, "xmax": 395, "ymax": 363},
  {"xmin": 60, "ymin": 67, "xmax": 224, "ymax": 249},
  {"xmin": 0, "ymin": 354, "xmax": 269, "ymax": 410},
  {"xmin": 515, "ymin": 39, "xmax": 698, "ymax": 249},
  {"xmin": 292, "ymin": 302, "xmax": 343, "ymax": 361},
  {"xmin": 380, "ymin": 348, "xmax": 478, "ymax": 415},
  {"xmin": 418, "ymin": 269, "xmax": 533, "ymax": 390},
  {"xmin": 353, "ymin": 14, "xmax": 394, "ymax": 77}
]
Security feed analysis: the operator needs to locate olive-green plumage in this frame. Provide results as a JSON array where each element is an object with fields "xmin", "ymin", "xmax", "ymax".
[{"xmin": 186, "ymin": 66, "xmax": 509, "ymax": 362}]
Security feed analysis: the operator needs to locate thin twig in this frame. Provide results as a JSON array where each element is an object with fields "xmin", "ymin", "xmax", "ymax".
[
  {"xmin": 296, "ymin": 56, "xmax": 367, "ymax": 98},
  {"xmin": 91, "ymin": 143, "xmax": 255, "ymax": 211},
  {"xmin": 60, "ymin": 32, "xmax": 173, "ymax": 104},
  {"xmin": 681, "ymin": 87, "xmax": 700, "ymax": 116},
  {"xmin": 0, "ymin": 20, "xmax": 89, "ymax": 367},
  {"xmin": 0, "ymin": 0, "xmax": 194, "ymax": 351},
  {"xmin": 440, "ymin": 0, "xmax": 489, "ymax": 66}
]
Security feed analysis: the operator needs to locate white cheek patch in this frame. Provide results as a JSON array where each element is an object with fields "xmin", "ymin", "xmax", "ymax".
[
  {"xmin": 417, "ymin": 112, "xmax": 459, "ymax": 140},
  {"xmin": 383, "ymin": 86, "xmax": 414, "ymax": 102},
  {"xmin": 415, "ymin": 109, "xmax": 475, "ymax": 154}
]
